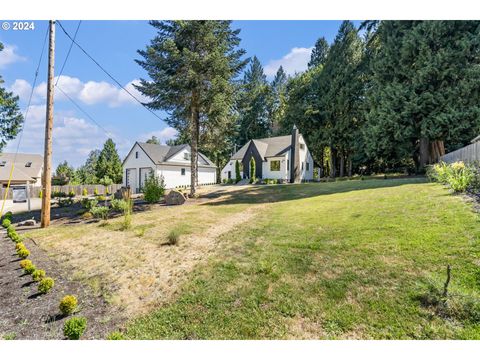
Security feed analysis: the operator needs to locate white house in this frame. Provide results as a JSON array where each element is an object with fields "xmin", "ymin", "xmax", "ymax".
[
  {"xmin": 122, "ymin": 142, "xmax": 217, "ymax": 192},
  {"xmin": 0, "ymin": 153, "xmax": 43, "ymax": 187},
  {"xmin": 221, "ymin": 125, "xmax": 314, "ymax": 183}
]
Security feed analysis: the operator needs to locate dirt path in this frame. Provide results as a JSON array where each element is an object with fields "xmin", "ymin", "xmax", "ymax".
[{"xmin": 0, "ymin": 231, "xmax": 122, "ymax": 339}]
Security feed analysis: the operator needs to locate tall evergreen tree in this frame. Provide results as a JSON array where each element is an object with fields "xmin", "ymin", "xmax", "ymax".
[
  {"xmin": 268, "ymin": 66, "xmax": 288, "ymax": 135},
  {"xmin": 236, "ymin": 56, "xmax": 271, "ymax": 145},
  {"xmin": 364, "ymin": 21, "xmax": 480, "ymax": 171},
  {"xmin": 95, "ymin": 138, "xmax": 123, "ymax": 183},
  {"xmin": 136, "ymin": 21, "xmax": 247, "ymax": 195},
  {"xmin": 146, "ymin": 136, "xmax": 160, "ymax": 144},
  {"xmin": 76, "ymin": 149, "xmax": 100, "ymax": 184},
  {"xmin": 0, "ymin": 42, "xmax": 24, "ymax": 151},
  {"xmin": 308, "ymin": 37, "xmax": 329, "ymax": 68}
]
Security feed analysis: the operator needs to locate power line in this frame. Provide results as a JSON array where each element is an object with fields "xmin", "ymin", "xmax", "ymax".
[
  {"xmin": 56, "ymin": 20, "xmax": 82, "ymax": 86},
  {"xmin": 56, "ymin": 20, "xmax": 163, "ymax": 122},
  {"xmin": 55, "ymin": 85, "xmax": 113, "ymax": 138}
]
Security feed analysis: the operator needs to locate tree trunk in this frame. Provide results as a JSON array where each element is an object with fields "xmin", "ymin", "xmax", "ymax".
[
  {"xmin": 215, "ymin": 158, "xmax": 221, "ymax": 184},
  {"xmin": 190, "ymin": 98, "xmax": 200, "ymax": 196},
  {"xmin": 339, "ymin": 153, "xmax": 345, "ymax": 178},
  {"xmin": 329, "ymin": 147, "xmax": 337, "ymax": 178},
  {"xmin": 419, "ymin": 137, "xmax": 430, "ymax": 170},
  {"xmin": 347, "ymin": 155, "xmax": 353, "ymax": 177},
  {"xmin": 429, "ymin": 140, "xmax": 445, "ymax": 163}
]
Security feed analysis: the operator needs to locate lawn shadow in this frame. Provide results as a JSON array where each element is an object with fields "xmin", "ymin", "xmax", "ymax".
[
  {"xmin": 45, "ymin": 313, "xmax": 67, "ymax": 323},
  {"xmin": 202, "ymin": 177, "xmax": 427, "ymax": 207},
  {"xmin": 28, "ymin": 292, "xmax": 43, "ymax": 299},
  {"xmin": 21, "ymin": 280, "xmax": 36, "ymax": 287}
]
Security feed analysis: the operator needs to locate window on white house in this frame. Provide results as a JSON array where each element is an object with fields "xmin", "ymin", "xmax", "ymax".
[
  {"xmin": 184, "ymin": 152, "xmax": 190, "ymax": 160},
  {"xmin": 287, "ymin": 160, "xmax": 289, "ymax": 170},
  {"xmin": 0, "ymin": 161, "xmax": 6, "ymax": 167},
  {"xmin": 300, "ymin": 143, "xmax": 305, "ymax": 150},
  {"xmin": 306, "ymin": 162, "xmax": 310, "ymax": 171},
  {"xmin": 301, "ymin": 162, "xmax": 304, "ymax": 170},
  {"xmin": 270, "ymin": 160, "xmax": 280, "ymax": 171},
  {"xmin": 25, "ymin": 162, "xmax": 32, "ymax": 167},
  {"xmin": 135, "ymin": 151, "xmax": 138, "ymax": 159},
  {"xmin": 181, "ymin": 168, "xmax": 186, "ymax": 176}
]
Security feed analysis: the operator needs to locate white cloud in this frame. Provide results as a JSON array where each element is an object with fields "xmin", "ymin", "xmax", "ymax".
[
  {"xmin": 264, "ymin": 47, "xmax": 313, "ymax": 78},
  {"xmin": 8, "ymin": 79, "xmax": 32, "ymax": 102},
  {"xmin": 0, "ymin": 44, "xmax": 26, "ymax": 68},
  {"xmin": 140, "ymin": 127, "xmax": 178, "ymax": 144},
  {"xmin": 27, "ymin": 75, "xmax": 148, "ymax": 107}
]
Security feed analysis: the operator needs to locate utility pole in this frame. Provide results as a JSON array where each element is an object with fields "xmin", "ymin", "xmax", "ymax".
[{"xmin": 41, "ymin": 20, "xmax": 55, "ymax": 228}]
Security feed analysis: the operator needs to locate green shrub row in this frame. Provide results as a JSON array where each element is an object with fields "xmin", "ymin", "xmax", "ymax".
[{"xmin": 427, "ymin": 161, "xmax": 478, "ymax": 193}]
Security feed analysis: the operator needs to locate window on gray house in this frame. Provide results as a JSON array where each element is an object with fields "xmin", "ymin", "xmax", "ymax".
[
  {"xmin": 270, "ymin": 160, "xmax": 280, "ymax": 171},
  {"xmin": 181, "ymin": 168, "xmax": 186, "ymax": 176}
]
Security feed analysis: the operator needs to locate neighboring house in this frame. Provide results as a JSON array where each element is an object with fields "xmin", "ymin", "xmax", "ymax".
[
  {"xmin": 221, "ymin": 125, "xmax": 314, "ymax": 183},
  {"xmin": 0, "ymin": 153, "xmax": 43, "ymax": 187},
  {"xmin": 122, "ymin": 142, "xmax": 217, "ymax": 192}
]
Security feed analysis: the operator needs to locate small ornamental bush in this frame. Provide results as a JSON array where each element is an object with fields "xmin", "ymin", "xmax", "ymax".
[
  {"xmin": 427, "ymin": 161, "xmax": 476, "ymax": 193},
  {"xmin": 58, "ymin": 198, "xmax": 74, "ymax": 207},
  {"xmin": 59, "ymin": 295, "xmax": 78, "ymax": 315},
  {"xmin": 24, "ymin": 262, "xmax": 36, "ymax": 275},
  {"xmin": 32, "ymin": 269, "xmax": 46, "ymax": 282},
  {"xmin": 63, "ymin": 317, "xmax": 87, "ymax": 340},
  {"xmin": 10, "ymin": 231, "xmax": 22, "ymax": 243},
  {"xmin": 15, "ymin": 242, "xmax": 26, "ymax": 252},
  {"xmin": 82, "ymin": 211, "xmax": 93, "ymax": 220},
  {"xmin": 143, "ymin": 173, "xmax": 165, "ymax": 203},
  {"xmin": 68, "ymin": 190, "xmax": 75, "ymax": 198},
  {"xmin": 110, "ymin": 199, "xmax": 128, "ymax": 212},
  {"xmin": 17, "ymin": 247, "xmax": 30, "ymax": 259},
  {"xmin": 91, "ymin": 206, "xmax": 109, "ymax": 220},
  {"xmin": 81, "ymin": 198, "xmax": 98, "ymax": 211},
  {"xmin": 3, "ymin": 211, "xmax": 13, "ymax": 221},
  {"xmin": 39, "ymin": 190, "xmax": 43, "ymax": 198},
  {"xmin": 82, "ymin": 188, "xmax": 88, "ymax": 197},
  {"xmin": 19, "ymin": 259, "xmax": 32, "ymax": 269},
  {"xmin": 38, "ymin": 277, "xmax": 54, "ymax": 294},
  {"xmin": 2, "ymin": 218, "xmax": 11, "ymax": 228},
  {"xmin": 7, "ymin": 225, "xmax": 16, "ymax": 237},
  {"xmin": 106, "ymin": 331, "xmax": 124, "ymax": 340},
  {"xmin": 94, "ymin": 187, "xmax": 99, "ymax": 196},
  {"xmin": 97, "ymin": 195, "xmax": 107, "ymax": 201}
]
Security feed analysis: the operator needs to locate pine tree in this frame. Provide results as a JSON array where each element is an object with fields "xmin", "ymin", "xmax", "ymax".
[
  {"xmin": 95, "ymin": 139, "xmax": 123, "ymax": 183},
  {"xmin": 236, "ymin": 56, "xmax": 271, "ymax": 145},
  {"xmin": 146, "ymin": 136, "xmax": 160, "ymax": 144},
  {"xmin": 364, "ymin": 21, "xmax": 480, "ymax": 171},
  {"xmin": 268, "ymin": 66, "xmax": 288, "ymax": 134},
  {"xmin": 0, "ymin": 42, "xmax": 24, "ymax": 151},
  {"xmin": 76, "ymin": 149, "xmax": 100, "ymax": 184},
  {"xmin": 136, "ymin": 21, "xmax": 247, "ymax": 195},
  {"xmin": 308, "ymin": 37, "xmax": 329, "ymax": 68}
]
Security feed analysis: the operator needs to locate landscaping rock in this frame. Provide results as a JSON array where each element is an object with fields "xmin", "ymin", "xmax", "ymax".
[
  {"xmin": 19, "ymin": 218, "xmax": 36, "ymax": 226},
  {"xmin": 165, "ymin": 190, "xmax": 186, "ymax": 205}
]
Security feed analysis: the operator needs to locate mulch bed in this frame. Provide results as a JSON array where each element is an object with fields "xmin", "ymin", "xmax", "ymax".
[{"xmin": 0, "ymin": 230, "xmax": 124, "ymax": 339}]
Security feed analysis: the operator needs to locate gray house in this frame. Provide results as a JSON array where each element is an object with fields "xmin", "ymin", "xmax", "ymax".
[
  {"xmin": 0, "ymin": 153, "xmax": 43, "ymax": 187},
  {"xmin": 221, "ymin": 125, "xmax": 314, "ymax": 183}
]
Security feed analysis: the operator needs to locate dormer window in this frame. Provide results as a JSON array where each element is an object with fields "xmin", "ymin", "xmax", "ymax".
[
  {"xmin": 25, "ymin": 162, "xmax": 32, "ymax": 167},
  {"xmin": 0, "ymin": 161, "xmax": 6, "ymax": 167}
]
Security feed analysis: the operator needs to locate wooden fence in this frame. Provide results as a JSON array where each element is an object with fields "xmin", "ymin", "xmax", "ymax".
[
  {"xmin": 441, "ymin": 141, "xmax": 480, "ymax": 164},
  {"xmin": 0, "ymin": 184, "xmax": 122, "ymax": 200}
]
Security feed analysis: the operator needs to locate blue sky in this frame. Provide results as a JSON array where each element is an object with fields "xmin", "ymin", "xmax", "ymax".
[{"xmin": 0, "ymin": 20, "xmax": 358, "ymax": 167}]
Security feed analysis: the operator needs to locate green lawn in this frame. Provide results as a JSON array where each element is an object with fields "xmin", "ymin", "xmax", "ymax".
[{"xmin": 123, "ymin": 178, "xmax": 480, "ymax": 339}]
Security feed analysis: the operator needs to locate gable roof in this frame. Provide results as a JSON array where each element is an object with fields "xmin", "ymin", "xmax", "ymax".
[
  {"xmin": 0, "ymin": 153, "xmax": 43, "ymax": 182},
  {"xmin": 231, "ymin": 135, "xmax": 293, "ymax": 160},
  {"xmin": 129, "ymin": 142, "xmax": 216, "ymax": 167}
]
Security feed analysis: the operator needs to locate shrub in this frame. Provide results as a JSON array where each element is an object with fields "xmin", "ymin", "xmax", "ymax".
[
  {"xmin": 38, "ymin": 277, "xmax": 54, "ymax": 294},
  {"xmin": 15, "ymin": 242, "xmax": 26, "ymax": 252},
  {"xmin": 17, "ymin": 248, "xmax": 30, "ymax": 259},
  {"xmin": 222, "ymin": 178, "xmax": 227, "ymax": 184},
  {"xmin": 10, "ymin": 231, "xmax": 21, "ymax": 243},
  {"xmin": 7, "ymin": 225, "xmax": 16, "ymax": 237},
  {"xmin": 81, "ymin": 198, "xmax": 98, "ymax": 211},
  {"xmin": 428, "ymin": 161, "xmax": 475, "ymax": 193},
  {"xmin": 2, "ymin": 218, "xmax": 11, "ymax": 228},
  {"xmin": 52, "ymin": 191, "xmax": 67, "ymax": 198},
  {"xmin": 94, "ymin": 187, "xmax": 99, "ymax": 196},
  {"xmin": 68, "ymin": 190, "xmax": 75, "ymax": 198},
  {"xmin": 99, "ymin": 176, "xmax": 113, "ymax": 186},
  {"xmin": 106, "ymin": 331, "xmax": 124, "ymax": 340},
  {"xmin": 32, "ymin": 269, "xmax": 46, "ymax": 282},
  {"xmin": 82, "ymin": 188, "xmax": 88, "ymax": 197},
  {"xmin": 166, "ymin": 230, "xmax": 180, "ymax": 246},
  {"xmin": 91, "ymin": 206, "xmax": 109, "ymax": 220},
  {"xmin": 39, "ymin": 190, "xmax": 43, "ymax": 198},
  {"xmin": 235, "ymin": 160, "xmax": 241, "ymax": 183},
  {"xmin": 3, "ymin": 211, "xmax": 13, "ymax": 221},
  {"xmin": 63, "ymin": 317, "xmax": 87, "ymax": 340},
  {"xmin": 82, "ymin": 211, "xmax": 93, "ymax": 220},
  {"xmin": 58, "ymin": 198, "xmax": 74, "ymax": 207},
  {"xmin": 120, "ymin": 200, "xmax": 133, "ymax": 231},
  {"xmin": 97, "ymin": 195, "xmax": 107, "ymax": 201},
  {"xmin": 110, "ymin": 199, "xmax": 128, "ymax": 212},
  {"xmin": 24, "ymin": 262, "xmax": 36, "ymax": 275},
  {"xmin": 59, "ymin": 295, "xmax": 78, "ymax": 315},
  {"xmin": 19, "ymin": 259, "xmax": 32, "ymax": 269},
  {"xmin": 143, "ymin": 173, "xmax": 165, "ymax": 203}
]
